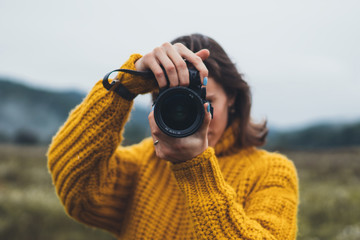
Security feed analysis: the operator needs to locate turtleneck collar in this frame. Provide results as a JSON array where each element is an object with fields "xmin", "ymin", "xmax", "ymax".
[
  {"xmin": 213, "ymin": 121, "xmax": 256, "ymax": 158},
  {"xmin": 213, "ymin": 125, "xmax": 237, "ymax": 156}
]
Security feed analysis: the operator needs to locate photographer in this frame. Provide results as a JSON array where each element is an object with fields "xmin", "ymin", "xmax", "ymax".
[{"xmin": 47, "ymin": 34, "xmax": 298, "ymax": 239}]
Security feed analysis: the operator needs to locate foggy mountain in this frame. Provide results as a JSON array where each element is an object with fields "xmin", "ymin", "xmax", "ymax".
[
  {"xmin": 0, "ymin": 78, "xmax": 359, "ymax": 149},
  {"xmin": 0, "ymin": 78, "xmax": 150, "ymax": 144}
]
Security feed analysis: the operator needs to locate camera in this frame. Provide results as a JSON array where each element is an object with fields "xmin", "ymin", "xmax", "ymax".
[
  {"xmin": 102, "ymin": 66, "xmax": 212, "ymax": 138},
  {"xmin": 153, "ymin": 69, "xmax": 213, "ymax": 138}
]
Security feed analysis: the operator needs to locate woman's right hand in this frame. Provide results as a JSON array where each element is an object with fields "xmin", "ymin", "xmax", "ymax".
[{"xmin": 134, "ymin": 42, "xmax": 210, "ymax": 88}]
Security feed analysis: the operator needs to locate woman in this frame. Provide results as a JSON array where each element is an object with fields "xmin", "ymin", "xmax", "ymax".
[{"xmin": 48, "ymin": 34, "xmax": 299, "ymax": 239}]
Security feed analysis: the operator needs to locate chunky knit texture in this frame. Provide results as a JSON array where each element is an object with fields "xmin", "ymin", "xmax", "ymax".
[{"xmin": 47, "ymin": 54, "xmax": 299, "ymax": 239}]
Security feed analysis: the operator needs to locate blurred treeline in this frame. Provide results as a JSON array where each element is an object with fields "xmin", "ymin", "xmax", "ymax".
[
  {"xmin": 267, "ymin": 121, "xmax": 360, "ymax": 150},
  {"xmin": 1, "ymin": 78, "xmax": 359, "ymax": 149},
  {"xmin": 0, "ymin": 79, "xmax": 150, "ymax": 146},
  {"xmin": 1, "ymin": 78, "xmax": 360, "ymax": 240}
]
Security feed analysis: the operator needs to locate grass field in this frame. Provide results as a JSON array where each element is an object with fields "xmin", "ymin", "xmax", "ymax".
[{"xmin": 0, "ymin": 144, "xmax": 359, "ymax": 240}]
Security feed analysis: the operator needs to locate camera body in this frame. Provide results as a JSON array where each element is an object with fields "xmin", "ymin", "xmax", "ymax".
[{"xmin": 153, "ymin": 69, "xmax": 212, "ymax": 138}]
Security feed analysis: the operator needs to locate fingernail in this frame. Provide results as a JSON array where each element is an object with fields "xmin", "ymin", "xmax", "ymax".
[
  {"xmin": 207, "ymin": 103, "xmax": 210, "ymax": 113},
  {"xmin": 152, "ymin": 105, "xmax": 155, "ymax": 111},
  {"xmin": 203, "ymin": 77, "xmax": 208, "ymax": 86}
]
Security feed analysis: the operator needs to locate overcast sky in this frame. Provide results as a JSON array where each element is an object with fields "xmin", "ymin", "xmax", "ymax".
[{"xmin": 1, "ymin": 0, "xmax": 359, "ymax": 129}]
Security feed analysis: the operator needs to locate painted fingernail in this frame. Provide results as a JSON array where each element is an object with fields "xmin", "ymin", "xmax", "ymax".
[
  {"xmin": 207, "ymin": 103, "xmax": 210, "ymax": 113},
  {"xmin": 203, "ymin": 77, "xmax": 208, "ymax": 86}
]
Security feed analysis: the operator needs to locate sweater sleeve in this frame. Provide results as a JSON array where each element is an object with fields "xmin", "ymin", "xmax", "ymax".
[
  {"xmin": 47, "ymin": 54, "xmax": 157, "ymax": 235},
  {"xmin": 170, "ymin": 147, "xmax": 298, "ymax": 240}
]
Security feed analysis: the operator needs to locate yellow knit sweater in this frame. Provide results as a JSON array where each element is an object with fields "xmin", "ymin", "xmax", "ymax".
[{"xmin": 47, "ymin": 54, "xmax": 299, "ymax": 239}]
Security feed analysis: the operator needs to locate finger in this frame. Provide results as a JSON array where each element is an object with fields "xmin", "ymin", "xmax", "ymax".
[
  {"xmin": 198, "ymin": 102, "xmax": 212, "ymax": 134},
  {"xmin": 195, "ymin": 49, "xmax": 210, "ymax": 61},
  {"xmin": 148, "ymin": 110, "xmax": 162, "ymax": 139},
  {"xmin": 148, "ymin": 110, "xmax": 176, "ymax": 160},
  {"xmin": 154, "ymin": 46, "xmax": 179, "ymax": 88},
  {"xmin": 162, "ymin": 43, "xmax": 189, "ymax": 87},
  {"xmin": 174, "ymin": 43, "xmax": 209, "ymax": 85},
  {"xmin": 147, "ymin": 56, "xmax": 168, "ymax": 88}
]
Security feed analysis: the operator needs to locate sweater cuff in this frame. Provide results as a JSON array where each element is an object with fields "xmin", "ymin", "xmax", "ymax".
[
  {"xmin": 116, "ymin": 54, "xmax": 158, "ymax": 95},
  {"xmin": 170, "ymin": 148, "xmax": 230, "ymax": 198}
]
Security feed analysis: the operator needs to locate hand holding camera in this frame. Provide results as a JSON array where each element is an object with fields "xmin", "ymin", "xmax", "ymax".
[
  {"xmin": 134, "ymin": 42, "xmax": 210, "ymax": 88},
  {"xmin": 135, "ymin": 42, "xmax": 212, "ymax": 163}
]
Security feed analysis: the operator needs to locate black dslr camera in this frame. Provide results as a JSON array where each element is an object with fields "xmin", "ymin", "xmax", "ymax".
[
  {"xmin": 153, "ymin": 69, "xmax": 213, "ymax": 138},
  {"xmin": 102, "ymin": 67, "xmax": 213, "ymax": 138}
]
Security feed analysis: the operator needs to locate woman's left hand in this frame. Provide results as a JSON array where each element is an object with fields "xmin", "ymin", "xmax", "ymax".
[{"xmin": 148, "ymin": 103, "xmax": 212, "ymax": 164}]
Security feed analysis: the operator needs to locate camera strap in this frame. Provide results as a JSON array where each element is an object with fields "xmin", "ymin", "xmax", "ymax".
[{"xmin": 102, "ymin": 69, "xmax": 155, "ymax": 101}]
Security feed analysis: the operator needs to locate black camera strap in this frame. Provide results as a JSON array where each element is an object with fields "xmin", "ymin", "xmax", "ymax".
[{"xmin": 102, "ymin": 69, "xmax": 155, "ymax": 101}]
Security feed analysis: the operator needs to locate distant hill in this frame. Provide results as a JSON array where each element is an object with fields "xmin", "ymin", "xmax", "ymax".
[
  {"xmin": 1, "ymin": 78, "xmax": 359, "ymax": 148},
  {"xmin": 265, "ymin": 121, "xmax": 360, "ymax": 150},
  {"xmin": 0, "ymin": 78, "xmax": 150, "ymax": 144}
]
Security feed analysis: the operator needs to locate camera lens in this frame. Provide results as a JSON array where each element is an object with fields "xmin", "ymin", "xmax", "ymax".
[
  {"xmin": 161, "ymin": 93, "xmax": 197, "ymax": 130},
  {"xmin": 154, "ymin": 87, "xmax": 204, "ymax": 138}
]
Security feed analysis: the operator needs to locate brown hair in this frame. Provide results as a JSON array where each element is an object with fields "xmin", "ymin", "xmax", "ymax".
[{"xmin": 153, "ymin": 33, "xmax": 268, "ymax": 148}]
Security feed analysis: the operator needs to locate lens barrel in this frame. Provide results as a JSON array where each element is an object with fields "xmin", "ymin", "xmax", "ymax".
[{"xmin": 154, "ymin": 87, "xmax": 205, "ymax": 138}]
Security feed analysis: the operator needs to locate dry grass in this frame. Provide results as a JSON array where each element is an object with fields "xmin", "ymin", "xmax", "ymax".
[
  {"xmin": 0, "ymin": 144, "xmax": 114, "ymax": 240},
  {"xmin": 1, "ymin": 144, "xmax": 359, "ymax": 240},
  {"xmin": 285, "ymin": 148, "xmax": 360, "ymax": 240}
]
